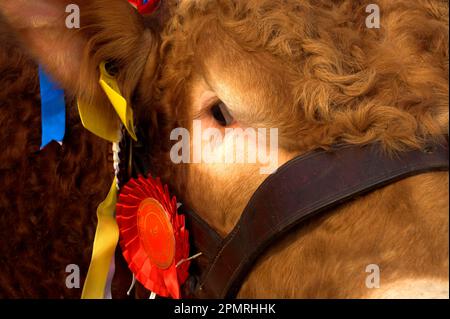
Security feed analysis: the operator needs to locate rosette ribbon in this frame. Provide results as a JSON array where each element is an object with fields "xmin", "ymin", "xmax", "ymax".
[
  {"xmin": 116, "ymin": 176, "xmax": 190, "ymax": 299},
  {"xmin": 128, "ymin": 0, "xmax": 161, "ymax": 14}
]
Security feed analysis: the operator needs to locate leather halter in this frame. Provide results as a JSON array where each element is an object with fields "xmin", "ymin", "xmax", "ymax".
[{"xmin": 180, "ymin": 139, "xmax": 449, "ymax": 299}]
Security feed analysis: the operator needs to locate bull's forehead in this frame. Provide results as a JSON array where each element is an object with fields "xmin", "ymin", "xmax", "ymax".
[
  {"xmin": 192, "ymin": 31, "xmax": 294, "ymax": 127},
  {"xmin": 164, "ymin": 0, "xmax": 313, "ymax": 128}
]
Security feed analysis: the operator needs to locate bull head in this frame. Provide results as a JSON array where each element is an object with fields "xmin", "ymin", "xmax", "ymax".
[{"xmin": 1, "ymin": 0, "xmax": 448, "ymax": 299}]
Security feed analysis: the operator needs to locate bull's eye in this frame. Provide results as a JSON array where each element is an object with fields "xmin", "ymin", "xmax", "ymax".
[{"xmin": 210, "ymin": 101, "xmax": 234, "ymax": 126}]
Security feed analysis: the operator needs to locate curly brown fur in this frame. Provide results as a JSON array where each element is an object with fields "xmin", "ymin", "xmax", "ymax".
[
  {"xmin": 156, "ymin": 0, "xmax": 448, "ymax": 154},
  {"xmin": 0, "ymin": 16, "xmax": 121, "ymax": 298},
  {"xmin": 151, "ymin": 0, "xmax": 449, "ymax": 298}
]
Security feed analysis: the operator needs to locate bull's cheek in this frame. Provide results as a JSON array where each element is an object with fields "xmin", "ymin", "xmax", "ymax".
[
  {"xmin": 189, "ymin": 123, "xmax": 279, "ymax": 175},
  {"xmin": 174, "ymin": 123, "xmax": 296, "ymax": 233}
]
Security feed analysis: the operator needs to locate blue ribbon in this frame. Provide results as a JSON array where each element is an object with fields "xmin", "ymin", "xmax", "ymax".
[{"xmin": 38, "ymin": 65, "xmax": 66, "ymax": 149}]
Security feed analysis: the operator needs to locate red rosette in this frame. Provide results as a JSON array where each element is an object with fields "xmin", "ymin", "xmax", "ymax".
[
  {"xmin": 128, "ymin": 0, "xmax": 161, "ymax": 15},
  {"xmin": 116, "ymin": 175, "xmax": 190, "ymax": 299}
]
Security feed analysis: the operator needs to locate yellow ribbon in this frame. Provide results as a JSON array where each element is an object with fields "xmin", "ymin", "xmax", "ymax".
[
  {"xmin": 77, "ymin": 100, "xmax": 121, "ymax": 143},
  {"xmin": 77, "ymin": 62, "xmax": 137, "ymax": 143},
  {"xmin": 81, "ymin": 178, "xmax": 119, "ymax": 299},
  {"xmin": 80, "ymin": 61, "xmax": 139, "ymax": 299}
]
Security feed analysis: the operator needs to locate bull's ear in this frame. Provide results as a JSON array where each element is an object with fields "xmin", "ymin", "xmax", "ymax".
[{"xmin": 0, "ymin": 0, "xmax": 160, "ymax": 141}]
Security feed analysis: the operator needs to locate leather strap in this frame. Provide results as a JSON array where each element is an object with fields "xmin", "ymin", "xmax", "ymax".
[{"xmin": 182, "ymin": 140, "xmax": 449, "ymax": 299}]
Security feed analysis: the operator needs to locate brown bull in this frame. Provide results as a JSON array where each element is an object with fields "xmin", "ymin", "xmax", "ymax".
[{"xmin": 0, "ymin": 0, "xmax": 448, "ymax": 298}]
